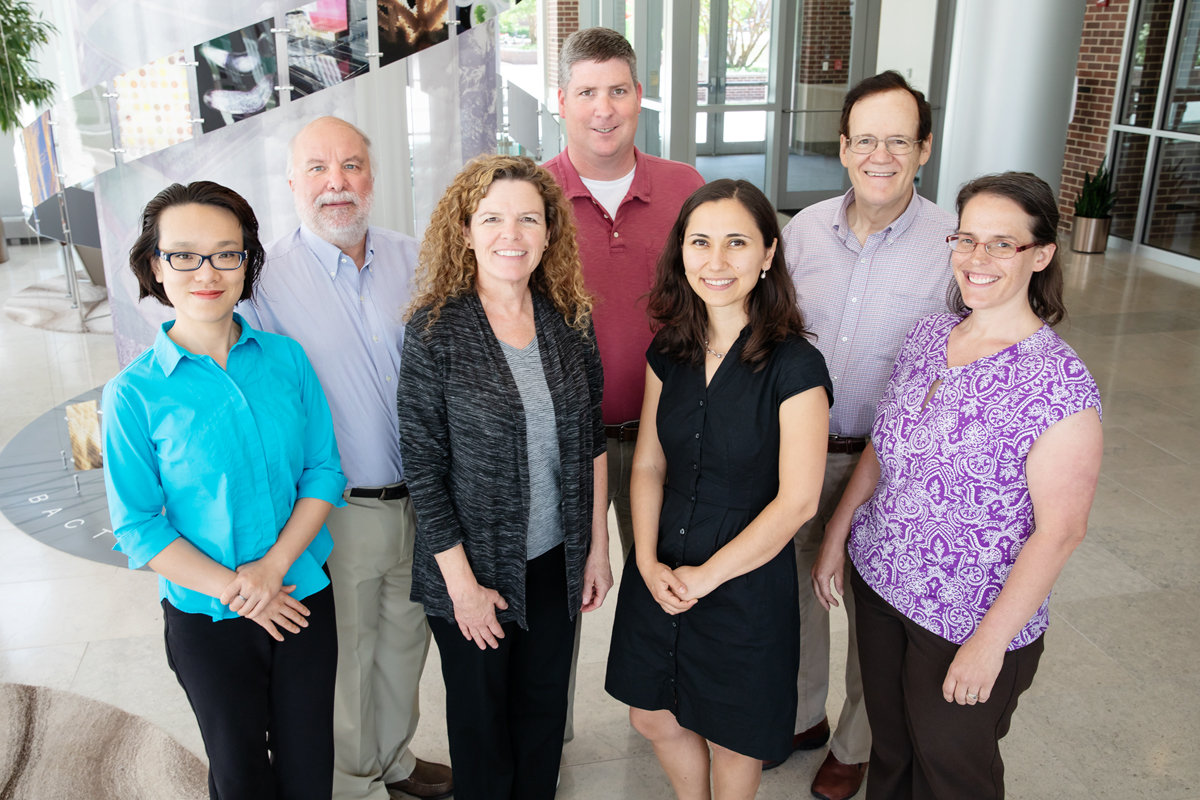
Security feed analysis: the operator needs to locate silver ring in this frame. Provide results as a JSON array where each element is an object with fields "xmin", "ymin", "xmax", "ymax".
[
  {"xmin": 967, "ymin": 693, "xmax": 978, "ymax": 701},
  {"xmin": 238, "ymin": 594, "xmax": 247, "ymax": 602}
]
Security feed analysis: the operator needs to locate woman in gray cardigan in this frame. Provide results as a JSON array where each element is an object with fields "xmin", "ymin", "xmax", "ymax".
[{"xmin": 398, "ymin": 155, "xmax": 612, "ymax": 800}]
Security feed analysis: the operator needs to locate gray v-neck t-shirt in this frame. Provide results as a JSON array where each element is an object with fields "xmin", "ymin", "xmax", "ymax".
[{"xmin": 500, "ymin": 337, "xmax": 565, "ymax": 560}]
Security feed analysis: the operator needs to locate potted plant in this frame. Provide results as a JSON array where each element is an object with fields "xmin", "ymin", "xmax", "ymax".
[
  {"xmin": 0, "ymin": 0, "xmax": 57, "ymax": 264},
  {"xmin": 1071, "ymin": 158, "xmax": 1117, "ymax": 254}
]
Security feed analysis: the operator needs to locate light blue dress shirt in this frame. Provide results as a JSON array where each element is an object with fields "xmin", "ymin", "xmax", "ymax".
[
  {"xmin": 101, "ymin": 315, "xmax": 347, "ymax": 621},
  {"xmin": 238, "ymin": 225, "xmax": 418, "ymax": 488}
]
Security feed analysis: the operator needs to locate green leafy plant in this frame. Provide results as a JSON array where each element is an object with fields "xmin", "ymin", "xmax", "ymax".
[
  {"xmin": 1074, "ymin": 159, "xmax": 1117, "ymax": 219},
  {"xmin": 0, "ymin": 0, "xmax": 57, "ymax": 133}
]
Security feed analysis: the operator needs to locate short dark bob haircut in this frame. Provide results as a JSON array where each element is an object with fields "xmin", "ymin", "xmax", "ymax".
[
  {"xmin": 950, "ymin": 171, "xmax": 1067, "ymax": 327},
  {"xmin": 129, "ymin": 181, "xmax": 265, "ymax": 307},
  {"xmin": 839, "ymin": 70, "xmax": 932, "ymax": 144},
  {"xmin": 647, "ymin": 179, "xmax": 810, "ymax": 370}
]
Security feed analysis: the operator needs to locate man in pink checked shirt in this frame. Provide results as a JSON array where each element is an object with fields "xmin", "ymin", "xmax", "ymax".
[{"xmin": 773, "ymin": 71, "xmax": 957, "ymax": 800}]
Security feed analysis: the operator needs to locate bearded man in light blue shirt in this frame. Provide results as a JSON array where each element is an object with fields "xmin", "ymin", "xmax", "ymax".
[{"xmin": 239, "ymin": 116, "xmax": 452, "ymax": 800}]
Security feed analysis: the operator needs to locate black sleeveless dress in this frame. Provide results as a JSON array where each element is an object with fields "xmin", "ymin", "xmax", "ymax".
[{"xmin": 605, "ymin": 329, "xmax": 833, "ymax": 761}]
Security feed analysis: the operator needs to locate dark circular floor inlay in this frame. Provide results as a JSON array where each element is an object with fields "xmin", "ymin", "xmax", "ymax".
[{"xmin": 0, "ymin": 386, "xmax": 132, "ymax": 568}]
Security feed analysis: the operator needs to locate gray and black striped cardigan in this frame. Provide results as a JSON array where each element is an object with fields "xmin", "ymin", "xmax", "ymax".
[{"xmin": 398, "ymin": 292, "xmax": 606, "ymax": 630}]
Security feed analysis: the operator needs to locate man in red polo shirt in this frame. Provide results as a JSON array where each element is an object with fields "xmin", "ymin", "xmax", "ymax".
[{"xmin": 544, "ymin": 27, "xmax": 705, "ymax": 559}]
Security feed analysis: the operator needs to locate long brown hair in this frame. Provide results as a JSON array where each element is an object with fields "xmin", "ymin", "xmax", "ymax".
[
  {"xmin": 407, "ymin": 155, "xmax": 592, "ymax": 330},
  {"xmin": 647, "ymin": 179, "xmax": 809, "ymax": 370},
  {"xmin": 950, "ymin": 172, "xmax": 1067, "ymax": 327}
]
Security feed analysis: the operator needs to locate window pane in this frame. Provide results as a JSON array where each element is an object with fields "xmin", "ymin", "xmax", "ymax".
[
  {"xmin": 725, "ymin": 0, "xmax": 772, "ymax": 105},
  {"xmin": 1110, "ymin": 131, "xmax": 1151, "ymax": 240},
  {"xmin": 792, "ymin": 0, "xmax": 855, "ymax": 113},
  {"xmin": 786, "ymin": 110, "xmax": 845, "ymax": 193},
  {"xmin": 1119, "ymin": 0, "xmax": 1175, "ymax": 128},
  {"xmin": 723, "ymin": 110, "xmax": 767, "ymax": 142},
  {"xmin": 1143, "ymin": 137, "xmax": 1200, "ymax": 258},
  {"xmin": 1164, "ymin": 0, "xmax": 1200, "ymax": 133}
]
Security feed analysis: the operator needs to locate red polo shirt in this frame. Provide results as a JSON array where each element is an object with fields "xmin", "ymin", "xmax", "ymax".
[{"xmin": 544, "ymin": 148, "xmax": 705, "ymax": 425}]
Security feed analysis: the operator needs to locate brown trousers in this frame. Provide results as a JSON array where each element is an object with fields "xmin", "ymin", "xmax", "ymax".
[{"xmin": 853, "ymin": 568, "xmax": 1043, "ymax": 800}]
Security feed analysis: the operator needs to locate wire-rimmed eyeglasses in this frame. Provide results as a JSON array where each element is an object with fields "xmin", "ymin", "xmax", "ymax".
[
  {"xmin": 946, "ymin": 235, "xmax": 1041, "ymax": 259},
  {"xmin": 846, "ymin": 135, "xmax": 920, "ymax": 155},
  {"xmin": 155, "ymin": 249, "xmax": 248, "ymax": 271}
]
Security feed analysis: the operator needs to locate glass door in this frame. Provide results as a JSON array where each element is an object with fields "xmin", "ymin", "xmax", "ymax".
[
  {"xmin": 695, "ymin": 0, "xmax": 778, "ymax": 190},
  {"xmin": 777, "ymin": 0, "xmax": 862, "ymax": 210}
]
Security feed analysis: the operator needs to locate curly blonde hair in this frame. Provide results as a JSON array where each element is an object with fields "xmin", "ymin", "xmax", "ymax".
[{"xmin": 407, "ymin": 154, "xmax": 593, "ymax": 330}]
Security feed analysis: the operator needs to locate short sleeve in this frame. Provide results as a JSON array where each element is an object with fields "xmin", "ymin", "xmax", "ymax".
[
  {"xmin": 774, "ymin": 336, "xmax": 833, "ymax": 408},
  {"xmin": 1032, "ymin": 338, "xmax": 1104, "ymax": 441},
  {"xmin": 646, "ymin": 333, "xmax": 673, "ymax": 381},
  {"xmin": 1052, "ymin": 338, "xmax": 1103, "ymax": 425}
]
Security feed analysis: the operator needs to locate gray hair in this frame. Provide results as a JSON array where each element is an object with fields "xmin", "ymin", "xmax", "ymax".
[
  {"xmin": 285, "ymin": 116, "xmax": 376, "ymax": 180},
  {"xmin": 558, "ymin": 27, "xmax": 637, "ymax": 89}
]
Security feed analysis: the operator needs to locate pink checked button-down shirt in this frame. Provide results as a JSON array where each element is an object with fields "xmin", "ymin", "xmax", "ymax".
[{"xmin": 783, "ymin": 188, "xmax": 957, "ymax": 438}]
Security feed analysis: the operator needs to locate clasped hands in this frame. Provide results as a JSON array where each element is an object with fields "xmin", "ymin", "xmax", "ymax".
[
  {"xmin": 638, "ymin": 560, "xmax": 718, "ymax": 616},
  {"xmin": 218, "ymin": 556, "xmax": 310, "ymax": 642}
]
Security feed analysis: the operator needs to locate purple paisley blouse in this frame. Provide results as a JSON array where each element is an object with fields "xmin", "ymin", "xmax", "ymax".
[{"xmin": 848, "ymin": 313, "xmax": 1101, "ymax": 649}]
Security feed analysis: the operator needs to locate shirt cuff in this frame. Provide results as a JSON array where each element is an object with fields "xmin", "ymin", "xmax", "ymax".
[
  {"xmin": 113, "ymin": 516, "xmax": 180, "ymax": 570},
  {"xmin": 297, "ymin": 470, "xmax": 348, "ymax": 508}
]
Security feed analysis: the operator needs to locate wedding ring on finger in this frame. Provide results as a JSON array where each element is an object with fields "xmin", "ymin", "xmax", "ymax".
[
  {"xmin": 238, "ymin": 594, "xmax": 248, "ymax": 602},
  {"xmin": 967, "ymin": 692, "xmax": 979, "ymax": 701}
]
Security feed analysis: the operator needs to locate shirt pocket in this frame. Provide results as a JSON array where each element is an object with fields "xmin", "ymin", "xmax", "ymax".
[{"xmin": 874, "ymin": 290, "xmax": 940, "ymax": 365}]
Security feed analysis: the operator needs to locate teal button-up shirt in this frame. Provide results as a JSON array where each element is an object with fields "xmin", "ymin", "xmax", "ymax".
[{"xmin": 101, "ymin": 315, "xmax": 346, "ymax": 620}]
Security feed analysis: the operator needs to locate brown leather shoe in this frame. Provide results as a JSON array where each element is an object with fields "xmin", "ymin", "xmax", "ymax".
[
  {"xmin": 811, "ymin": 750, "xmax": 867, "ymax": 800},
  {"xmin": 386, "ymin": 758, "xmax": 453, "ymax": 799},
  {"xmin": 762, "ymin": 716, "xmax": 832, "ymax": 770}
]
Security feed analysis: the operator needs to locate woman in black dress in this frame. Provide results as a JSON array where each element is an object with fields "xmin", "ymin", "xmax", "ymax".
[{"xmin": 606, "ymin": 179, "xmax": 832, "ymax": 798}]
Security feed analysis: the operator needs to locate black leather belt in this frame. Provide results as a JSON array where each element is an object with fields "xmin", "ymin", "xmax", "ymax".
[
  {"xmin": 827, "ymin": 436, "xmax": 868, "ymax": 455},
  {"xmin": 348, "ymin": 483, "xmax": 409, "ymax": 501},
  {"xmin": 605, "ymin": 422, "xmax": 639, "ymax": 443}
]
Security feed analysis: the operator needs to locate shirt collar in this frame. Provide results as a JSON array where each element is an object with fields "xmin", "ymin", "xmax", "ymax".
[
  {"xmin": 299, "ymin": 224, "xmax": 375, "ymax": 278},
  {"xmin": 560, "ymin": 147, "xmax": 648, "ymax": 203},
  {"xmin": 831, "ymin": 187, "xmax": 923, "ymax": 245},
  {"xmin": 153, "ymin": 312, "xmax": 261, "ymax": 376}
]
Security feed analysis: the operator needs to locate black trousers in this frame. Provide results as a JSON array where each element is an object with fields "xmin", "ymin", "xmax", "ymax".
[
  {"xmin": 163, "ymin": 582, "xmax": 338, "ymax": 800},
  {"xmin": 853, "ymin": 567, "xmax": 1043, "ymax": 800},
  {"xmin": 428, "ymin": 543, "xmax": 575, "ymax": 800}
]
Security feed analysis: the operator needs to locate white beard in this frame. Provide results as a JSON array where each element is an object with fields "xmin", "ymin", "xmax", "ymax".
[{"xmin": 298, "ymin": 189, "xmax": 374, "ymax": 251}]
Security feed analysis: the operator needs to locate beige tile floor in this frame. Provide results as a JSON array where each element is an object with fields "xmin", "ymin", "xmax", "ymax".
[{"xmin": 1, "ymin": 241, "xmax": 1199, "ymax": 799}]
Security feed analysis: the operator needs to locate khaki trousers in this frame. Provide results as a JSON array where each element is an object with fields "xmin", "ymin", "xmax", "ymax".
[
  {"xmin": 794, "ymin": 451, "xmax": 872, "ymax": 765},
  {"xmin": 326, "ymin": 494, "xmax": 432, "ymax": 800}
]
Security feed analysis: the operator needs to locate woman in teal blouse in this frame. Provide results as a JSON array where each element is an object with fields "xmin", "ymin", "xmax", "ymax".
[{"xmin": 101, "ymin": 181, "xmax": 346, "ymax": 800}]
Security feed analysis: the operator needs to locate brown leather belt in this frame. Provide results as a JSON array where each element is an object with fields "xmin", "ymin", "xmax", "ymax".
[
  {"xmin": 348, "ymin": 483, "xmax": 409, "ymax": 501},
  {"xmin": 827, "ymin": 436, "xmax": 868, "ymax": 455},
  {"xmin": 605, "ymin": 422, "xmax": 639, "ymax": 443}
]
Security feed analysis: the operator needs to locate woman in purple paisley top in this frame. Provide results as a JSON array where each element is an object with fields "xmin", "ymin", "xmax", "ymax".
[{"xmin": 811, "ymin": 172, "xmax": 1103, "ymax": 800}]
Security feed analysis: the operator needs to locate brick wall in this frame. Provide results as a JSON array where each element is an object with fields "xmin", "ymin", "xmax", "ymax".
[
  {"xmin": 546, "ymin": 1, "xmax": 581, "ymax": 90},
  {"xmin": 1058, "ymin": 0, "xmax": 1132, "ymax": 234},
  {"xmin": 796, "ymin": 0, "xmax": 852, "ymax": 86}
]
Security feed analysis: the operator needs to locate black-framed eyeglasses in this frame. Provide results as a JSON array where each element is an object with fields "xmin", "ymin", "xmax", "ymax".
[
  {"xmin": 846, "ymin": 135, "xmax": 920, "ymax": 155},
  {"xmin": 946, "ymin": 235, "xmax": 1041, "ymax": 259},
  {"xmin": 155, "ymin": 249, "xmax": 248, "ymax": 271}
]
